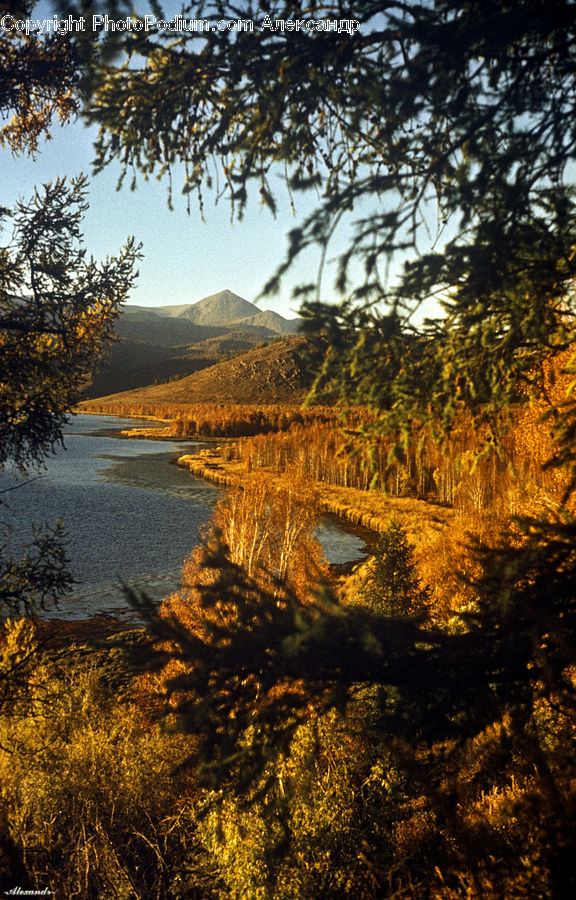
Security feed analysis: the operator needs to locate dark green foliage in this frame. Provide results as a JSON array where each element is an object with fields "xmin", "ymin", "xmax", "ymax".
[
  {"xmin": 0, "ymin": 176, "xmax": 141, "ymax": 473},
  {"xmin": 358, "ymin": 518, "xmax": 430, "ymax": 615},
  {"xmin": 0, "ymin": 521, "xmax": 73, "ymax": 615}
]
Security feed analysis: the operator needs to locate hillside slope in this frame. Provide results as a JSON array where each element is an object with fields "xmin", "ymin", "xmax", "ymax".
[
  {"xmin": 83, "ymin": 336, "xmax": 326, "ymax": 406},
  {"xmin": 84, "ymin": 290, "xmax": 302, "ymax": 398}
]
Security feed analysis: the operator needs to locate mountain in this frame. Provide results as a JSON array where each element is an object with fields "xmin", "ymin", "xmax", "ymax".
[
  {"xmin": 142, "ymin": 290, "xmax": 303, "ymax": 332},
  {"xmin": 234, "ymin": 310, "xmax": 301, "ymax": 334},
  {"xmin": 83, "ymin": 290, "xmax": 304, "ymax": 399},
  {"xmin": 157, "ymin": 290, "xmax": 259, "ymax": 326},
  {"xmin": 115, "ymin": 307, "xmax": 229, "ymax": 345},
  {"xmin": 83, "ymin": 336, "xmax": 327, "ymax": 406}
]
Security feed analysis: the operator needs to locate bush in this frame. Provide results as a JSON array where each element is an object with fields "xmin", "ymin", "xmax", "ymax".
[{"xmin": 0, "ymin": 623, "xmax": 217, "ymax": 898}]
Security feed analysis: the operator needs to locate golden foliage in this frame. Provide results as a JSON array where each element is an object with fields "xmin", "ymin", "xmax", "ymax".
[
  {"xmin": 0, "ymin": 626, "xmax": 212, "ymax": 895},
  {"xmin": 161, "ymin": 472, "xmax": 327, "ymax": 645},
  {"xmin": 80, "ymin": 342, "xmax": 575, "ymax": 521},
  {"xmin": 0, "ymin": 32, "xmax": 78, "ymax": 155}
]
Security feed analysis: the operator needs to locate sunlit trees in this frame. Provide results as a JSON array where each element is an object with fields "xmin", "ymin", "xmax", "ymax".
[
  {"xmin": 0, "ymin": 620, "xmax": 211, "ymax": 894},
  {"xmin": 159, "ymin": 475, "xmax": 325, "ymax": 663},
  {"xmin": 211, "ymin": 476, "xmax": 324, "ymax": 588}
]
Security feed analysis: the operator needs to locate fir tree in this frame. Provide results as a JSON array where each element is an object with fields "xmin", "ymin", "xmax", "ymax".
[{"xmin": 359, "ymin": 519, "xmax": 429, "ymax": 616}]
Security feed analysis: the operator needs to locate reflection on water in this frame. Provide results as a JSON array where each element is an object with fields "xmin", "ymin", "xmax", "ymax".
[{"xmin": 0, "ymin": 414, "xmax": 367, "ymax": 620}]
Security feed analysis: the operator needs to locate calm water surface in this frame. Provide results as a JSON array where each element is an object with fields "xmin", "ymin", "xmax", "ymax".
[{"xmin": 0, "ymin": 414, "xmax": 367, "ymax": 620}]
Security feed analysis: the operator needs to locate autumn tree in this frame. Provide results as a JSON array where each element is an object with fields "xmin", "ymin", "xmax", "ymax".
[
  {"xmin": 0, "ymin": 5, "xmax": 80, "ymax": 155},
  {"xmin": 211, "ymin": 476, "xmax": 324, "ymax": 589}
]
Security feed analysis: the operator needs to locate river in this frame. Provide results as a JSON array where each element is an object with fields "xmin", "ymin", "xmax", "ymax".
[{"xmin": 0, "ymin": 414, "xmax": 367, "ymax": 620}]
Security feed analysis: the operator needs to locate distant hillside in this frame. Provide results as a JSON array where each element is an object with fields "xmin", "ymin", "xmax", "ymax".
[
  {"xmin": 84, "ymin": 336, "xmax": 326, "ymax": 406},
  {"xmin": 152, "ymin": 289, "xmax": 302, "ymax": 332},
  {"xmin": 82, "ymin": 340, "xmax": 220, "ymax": 398},
  {"xmin": 115, "ymin": 307, "xmax": 228, "ymax": 345},
  {"xmin": 83, "ymin": 290, "xmax": 303, "ymax": 398},
  {"xmin": 235, "ymin": 309, "xmax": 301, "ymax": 334}
]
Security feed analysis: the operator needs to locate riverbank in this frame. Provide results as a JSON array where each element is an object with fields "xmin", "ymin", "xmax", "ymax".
[
  {"xmin": 119, "ymin": 425, "xmax": 184, "ymax": 440},
  {"xmin": 76, "ymin": 410, "xmax": 225, "ymax": 442},
  {"xmin": 176, "ymin": 447, "xmax": 453, "ymax": 549},
  {"xmin": 91, "ymin": 415, "xmax": 453, "ymax": 545},
  {"xmin": 81, "ymin": 413, "xmax": 453, "ymax": 551},
  {"xmin": 74, "ymin": 410, "xmax": 177, "ymax": 440},
  {"xmin": 35, "ymin": 613, "xmax": 142, "ymax": 647}
]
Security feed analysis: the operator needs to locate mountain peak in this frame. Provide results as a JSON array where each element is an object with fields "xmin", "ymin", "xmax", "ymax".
[
  {"xmin": 155, "ymin": 290, "xmax": 257, "ymax": 326},
  {"xmin": 190, "ymin": 290, "xmax": 259, "ymax": 324}
]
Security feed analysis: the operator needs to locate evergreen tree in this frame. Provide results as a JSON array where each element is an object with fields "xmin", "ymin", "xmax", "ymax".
[
  {"xmin": 0, "ymin": 7, "xmax": 79, "ymax": 155},
  {"xmin": 359, "ymin": 520, "xmax": 429, "ymax": 616},
  {"xmin": 0, "ymin": 17, "xmax": 141, "ymax": 613},
  {"xmin": 0, "ymin": 177, "xmax": 141, "ymax": 613}
]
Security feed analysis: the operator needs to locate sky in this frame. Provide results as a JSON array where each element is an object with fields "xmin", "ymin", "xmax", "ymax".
[
  {"xmin": 1, "ymin": 111, "xmax": 334, "ymax": 319},
  {"xmin": 1, "ymin": 3, "xmax": 372, "ymax": 320}
]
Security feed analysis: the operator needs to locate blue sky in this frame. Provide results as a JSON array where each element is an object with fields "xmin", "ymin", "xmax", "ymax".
[{"xmin": 1, "ymin": 110, "xmax": 334, "ymax": 318}]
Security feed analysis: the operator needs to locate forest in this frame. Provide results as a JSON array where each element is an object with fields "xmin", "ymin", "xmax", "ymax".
[{"xmin": 2, "ymin": 1, "xmax": 576, "ymax": 898}]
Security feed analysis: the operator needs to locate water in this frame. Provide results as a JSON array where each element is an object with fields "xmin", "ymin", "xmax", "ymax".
[{"xmin": 0, "ymin": 415, "xmax": 367, "ymax": 620}]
